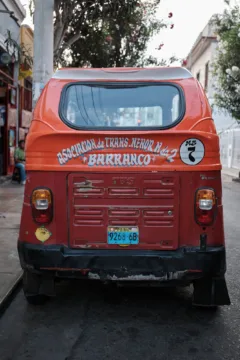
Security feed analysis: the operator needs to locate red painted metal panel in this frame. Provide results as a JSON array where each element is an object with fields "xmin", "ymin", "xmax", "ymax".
[
  {"xmin": 68, "ymin": 172, "xmax": 180, "ymax": 250},
  {"xmin": 18, "ymin": 170, "xmax": 224, "ymax": 250}
]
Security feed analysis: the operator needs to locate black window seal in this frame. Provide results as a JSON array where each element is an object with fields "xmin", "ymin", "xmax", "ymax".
[{"xmin": 58, "ymin": 81, "xmax": 186, "ymax": 131}]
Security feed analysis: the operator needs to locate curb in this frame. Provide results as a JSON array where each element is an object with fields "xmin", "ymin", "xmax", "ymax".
[
  {"xmin": 0, "ymin": 271, "xmax": 23, "ymax": 312},
  {"xmin": 221, "ymin": 169, "xmax": 240, "ymax": 181},
  {"xmin": 232, "ymin": 177, "xmax": 240, "ymax": 183}
]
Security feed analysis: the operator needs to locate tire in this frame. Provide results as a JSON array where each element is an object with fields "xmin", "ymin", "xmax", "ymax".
[{"xmin": 25, "ymin": 294, "xmax": 50, "ymax": 306}]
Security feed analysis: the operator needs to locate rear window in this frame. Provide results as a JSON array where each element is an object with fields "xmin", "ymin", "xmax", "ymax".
[{"xmin": 60, "ymin": 83, "xmax": 184, "ymax": 129}]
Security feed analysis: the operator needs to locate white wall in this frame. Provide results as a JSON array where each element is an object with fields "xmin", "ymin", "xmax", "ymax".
[
  {"xmin": 0, "ymin": 1, "xmax": 26, "ymax": 38},
  {"xmin": 220, "ymin": 129, "xmax": 240, "ymax": 172},
  {"xmin": 189, "ymin": 41, "xmax": 236, "ymax": 132},
  {"xmin": 0, "ymin": 0, "xmax": 26, "ymax": 83},
  {"xmin": 190, "ymin": 43, "xmax": 212, "ymax": 87}
]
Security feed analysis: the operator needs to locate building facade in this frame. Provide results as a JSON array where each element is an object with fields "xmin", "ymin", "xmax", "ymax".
[
  {"xmin": 0, "ymin": 0, "xmax": 26, "ymax": 176},
  {"xmin": 185, "ymin": 20, "xmax": 237, "ymax": 133},
  {"xmin": 19, "ymin": 24, "xmax": 33, "ymax": 143}
]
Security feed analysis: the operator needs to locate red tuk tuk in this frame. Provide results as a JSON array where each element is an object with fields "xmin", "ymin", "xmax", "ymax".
[{"xmin": 18, "ymin": 67, "xmax": 230, "ymax": 307}]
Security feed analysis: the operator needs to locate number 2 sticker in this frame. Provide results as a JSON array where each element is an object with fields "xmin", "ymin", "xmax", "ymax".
[{"xmin": 180, "ymin": 138, "xmax": 205, "ymax": 165}]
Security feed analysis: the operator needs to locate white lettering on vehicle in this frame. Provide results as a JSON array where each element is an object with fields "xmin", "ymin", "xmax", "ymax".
[
  {"xmin": 86, "ymin": 154, "xmax": 154, "ymax": 167},
  {"xmin": 57, "ymin": 137, "xmax": 179, "ymax": 166}
]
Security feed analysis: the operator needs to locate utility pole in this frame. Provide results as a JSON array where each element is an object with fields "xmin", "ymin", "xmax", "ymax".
[{"xmin": 32, "ymin": 0, "xmax": 54, "ymax": 109}]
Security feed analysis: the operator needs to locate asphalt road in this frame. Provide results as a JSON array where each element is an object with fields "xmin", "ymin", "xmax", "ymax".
[{"xmin": 0, "ymin": 174, "xmax": 240, "ymax": 360}]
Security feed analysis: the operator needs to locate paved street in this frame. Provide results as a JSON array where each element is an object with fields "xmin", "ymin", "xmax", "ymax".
[
  {"xmin": 0, "ymin": 175, "xmax": 239, "ymax": 360},
  {"xmin": 0, "ymin": 182, "xmax": 24, "ymax": 308}
]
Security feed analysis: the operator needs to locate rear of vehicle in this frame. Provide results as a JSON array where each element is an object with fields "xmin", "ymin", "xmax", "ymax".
[{"xmin": 18, "ymin": 67, "xmax": 230, "ymax": 306}]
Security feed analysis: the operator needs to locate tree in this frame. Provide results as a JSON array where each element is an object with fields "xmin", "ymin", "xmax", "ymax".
[
  {"xmin": 30, "ymin": 0, "xmax": 107, "ymax": 64},
  {"xmin": 64, "ymin": 1, "xmax": 173, "ymax": 68},
  {"xmin": 211, "ymin": 0, "xmax": 240, "ymax": 121},
  {"xmin": 30, "ymin": 0, "xmax": 177, "ymax": 68}
]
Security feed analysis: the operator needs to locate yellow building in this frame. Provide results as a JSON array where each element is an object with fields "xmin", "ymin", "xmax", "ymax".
[
  {"xmin": 19, "ymin": 24, "xmax": 34, "ymax": 141},
  {"xmin": 19, "ymin": 24, "xmax": 33, "ymax": 84}
]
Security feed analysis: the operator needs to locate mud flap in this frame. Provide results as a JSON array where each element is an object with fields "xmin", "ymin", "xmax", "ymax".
[
  {"xmin": 193, "ymin": 277, "xmax": 231, "ymax": 307},
  {"xmin": 23, "ymin": 270, "xmax": 55, "ymax": 297}
]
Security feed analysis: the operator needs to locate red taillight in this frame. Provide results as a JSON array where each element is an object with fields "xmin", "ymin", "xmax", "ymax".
[
  {"xmin": 195, "ymin": 189, "xmax": 216, "ymax": 226},
  {"xmin": 31, "ymin": 189, "xmax": 53, "ymax": 224}
]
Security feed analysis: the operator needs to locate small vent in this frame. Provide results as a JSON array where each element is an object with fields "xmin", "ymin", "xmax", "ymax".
[{"xmin": 108, "ymin": 188, "xmax": 139, "ymax": 196}]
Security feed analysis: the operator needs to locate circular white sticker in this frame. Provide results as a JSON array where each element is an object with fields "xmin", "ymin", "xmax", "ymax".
[{"xmin": 180, "ymin": 138, "xmax": 205, "ymax": 165}]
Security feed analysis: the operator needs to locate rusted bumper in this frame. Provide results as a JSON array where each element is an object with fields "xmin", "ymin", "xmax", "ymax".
[{"xmin": 18, "ymin": 243, "xmax": 227, "ymax": 283}]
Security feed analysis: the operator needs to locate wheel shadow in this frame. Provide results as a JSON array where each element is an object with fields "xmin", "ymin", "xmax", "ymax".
[{"xmin": 43, "ymin": 279, "xmax": 221, "ymax": 324}]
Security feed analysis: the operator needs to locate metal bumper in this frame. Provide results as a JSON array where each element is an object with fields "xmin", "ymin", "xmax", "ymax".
[{"xmin": 18, "ymin": 242, "xmax": 227, "ymax": 283}]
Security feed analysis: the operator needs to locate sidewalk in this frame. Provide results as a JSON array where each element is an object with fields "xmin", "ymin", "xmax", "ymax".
[
  {"xmin": 222, "ymin": 167, "xmax": 240, "ymax": 182},
  {"xmin": 0, "ymin": 181, "xmax": 24, "ymax": 308},
  {"xmin": 0, "ymin": 175, "xmax": 12, "ymax": 186}
]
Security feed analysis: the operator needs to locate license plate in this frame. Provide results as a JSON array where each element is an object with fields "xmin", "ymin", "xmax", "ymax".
[{"xmin": 107, "ymin": 227, "xmax": 139, "ymax": 245}]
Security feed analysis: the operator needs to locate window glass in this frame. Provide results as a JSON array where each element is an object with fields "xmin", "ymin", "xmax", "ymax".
[{"xmin": 61, "ymin": 83, "xmax": 183, "ymax": 129}]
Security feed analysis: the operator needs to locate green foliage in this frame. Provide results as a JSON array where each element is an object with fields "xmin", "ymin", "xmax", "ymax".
[
  {"xmin": 211, "ymin": 0, "xmax": 240, "ymax": 120},
  {"xmin": 64, "ymin": 0, "xmax": 167, "ymax": 67},
  {"xmin": 4, "ymin": 30, "xmax": 33, "ymax": 69},
  {"xmin": 30, "ymin": 0, "xmax": 176, "ymax": 68}
]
